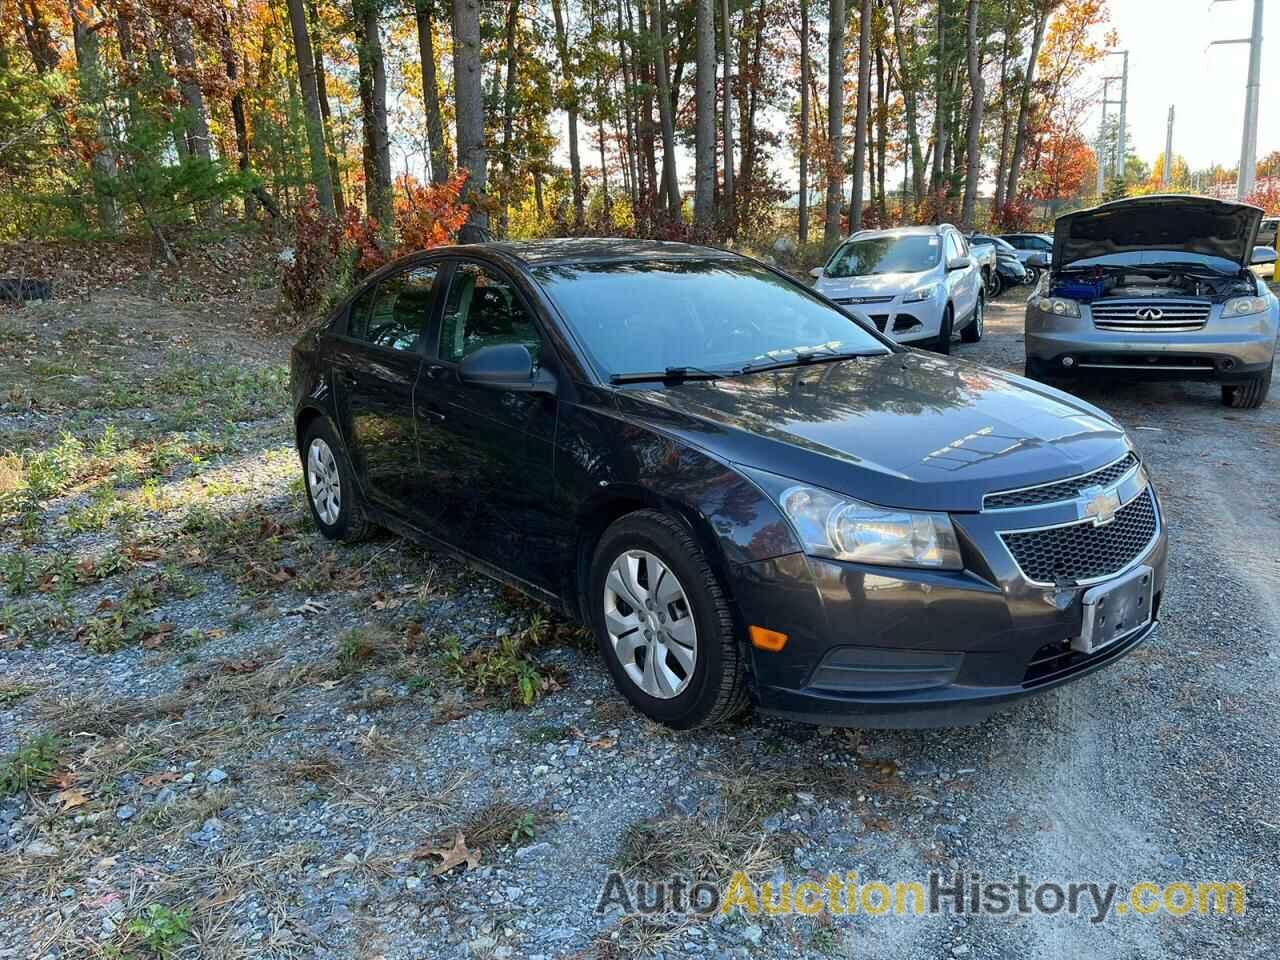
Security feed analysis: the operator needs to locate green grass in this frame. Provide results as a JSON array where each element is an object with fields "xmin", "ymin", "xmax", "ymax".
[
  {"xmin": 0, "ymin": 733, "xmax": 62, "ymax": 795},
  {"xmin": 126, "ymin": 904, "xmax": 192, "ymax": 956}
]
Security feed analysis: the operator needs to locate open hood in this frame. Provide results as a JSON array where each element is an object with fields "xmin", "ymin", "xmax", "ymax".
[{"xmin": 1053, "ymin": 195, "xmax": 1263, "ymax": 270}]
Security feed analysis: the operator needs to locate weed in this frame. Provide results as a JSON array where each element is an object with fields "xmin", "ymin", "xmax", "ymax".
[
  {"xmin": 0, "ymin": 680, "xmax": 37, "ymax": 706},
  {"xmin": 126, "ymin": 904, "xmax": 192, "ymax": 955},
  {"xmin": 440, "ymin": 619, "xmax": 560, "ymax": 707},
  {"xmin": 0, "ymin": 733, "xmax": 62, "ymax": 796},
  {"xmin": 457, "ymin": 800, "xmax": 546, "ymax": 850}
]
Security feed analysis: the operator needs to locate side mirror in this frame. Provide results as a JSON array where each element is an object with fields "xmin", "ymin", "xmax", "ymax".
[
  {"xmin": 946, "ymin": 256, "xmax": 972, "ymax": 272},
  {"xmin": 458, "ymin": 344, "xmax": 557, "ymax": 394},
  {"xmin": 809, "ymin": 266, "xmax": 824, "ymax": 280},
  {"xmin": 1250, "ymin": 245, "xmax": 1278, "ymax": 266}
]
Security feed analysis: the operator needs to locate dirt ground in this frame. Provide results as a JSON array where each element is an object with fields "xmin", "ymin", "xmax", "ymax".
[{"xmin": 1, "ymin": 287, "xmax": 1277, "ymax": 959}]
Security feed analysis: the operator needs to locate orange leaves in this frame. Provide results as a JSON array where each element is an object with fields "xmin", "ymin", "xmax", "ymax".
[{"xmin": 393, "ymin": 171, "xmax": 471, "ymax": 255}]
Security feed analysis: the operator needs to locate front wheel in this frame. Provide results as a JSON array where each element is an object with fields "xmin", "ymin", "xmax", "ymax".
[
  {"xmin": 300, "ymin": 418, "xmax": 374, "ymax": 542},
  {"xmin": 1221, "ymin": 364, "xmax": 1273, "ymax": 409},
  {"xmin": 932, "ymin": 306, "xmax": 955, "ymax": 355},
  {"xmin": 589, "ymin": 510, "xmax": 750, "ymax": 730}
]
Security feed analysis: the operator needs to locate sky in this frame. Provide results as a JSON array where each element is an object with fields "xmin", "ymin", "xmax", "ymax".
[{"xmin": 1091, "ymin": 0, "xmax": 1275, "ymax": 172}]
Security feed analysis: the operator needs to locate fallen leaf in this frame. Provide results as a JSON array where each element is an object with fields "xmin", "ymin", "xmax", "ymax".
[
  {"xmin": 588, "ymin": 736, "xmax": 617, "ymax": 750},
  {"xmin": 56, "ymin": 789, "xmax": 90, "ymax": 811},
  {"xmin": 141, "ymin": 772, "xmax": 180, "ymax": 787},
  {"xmin": 414, "ymin": 831, "xmax": 480, "ymax": 875}
]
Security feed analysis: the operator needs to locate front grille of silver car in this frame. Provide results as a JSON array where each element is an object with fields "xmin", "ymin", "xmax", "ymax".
[
  {"xmin": 1090, "ymin": 298, "xmax": 1211, "ymax": 333},
  {"xmin": 983, "ymin": 452, "xmax": 1140, "ymax": 510},
  {"xmin": 1000, "ymin": 488, "xmax": 1159, "ymax": 586},
  {"xmin": 832, "ymin": 295, "xmax": 895, "ymax": 306}
]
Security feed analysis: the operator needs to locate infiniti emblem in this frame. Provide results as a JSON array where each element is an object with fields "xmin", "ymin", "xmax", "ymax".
[{"xmin": 1135, "ymin": 307, "xmax": 1164, "ymax": 321}]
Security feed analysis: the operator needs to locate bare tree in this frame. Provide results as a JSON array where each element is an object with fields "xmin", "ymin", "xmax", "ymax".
[
  {"xmin": 850, "ymin": 0, "xmax": 872, "ymax": 231},
  {"xmin": 887, "ymin": 0, "xmax": 923, "ymax": 209},
  {"xmin": 960, "ymin": 0, "xmax": 983, "ymax": 227},
  {"xmin": 652, "ymin": 0, "xmax": 681, "ymax": 217},
  {"xmin": 550, "ymin": 0, "xmax": 584, "ymax": 226},
  {"xmin": 355, "ymin": 0, "xmax": 393, "ymax": 226},
  {"xmin": 414, "ymin": 0, "xmax": 451, "ymax": 184},
  {"xmin": 720, "ymin": 0, "xmax": 734, "ymax": 216},
  {"xmin": 1005, "ymin": 1, "xmax": 1051, "ymax": 206},
  {"xmin": 286, "ymin": 0, "xmax": 336, "ymax": 213},
  {"xmin": 822, "ymin": 0, "xmax": 845, "ymax": 251},
  {"xmin": 693, "ymin": 0, "xmax": 716, "ymax": 225},
  {"xmin": 452, "ymin": 0, "xmax": 488, "ymax": 227},
  {"xmin": 797, "ymin": 0, "xmax": 810, "ymax": 242}
]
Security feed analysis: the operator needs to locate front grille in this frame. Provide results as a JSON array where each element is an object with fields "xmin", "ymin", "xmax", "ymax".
[
  {"xmin": 1001, "ymin": 488, "xmax": 1158, "ymax": 585},
  {"xmin": 1090, "ymin": 298, "xmax": 1211, "ymax": 332},
  {"xmin": 833, "ymin": 295, "xmax": 894, "ymax": 306},
  {"xmin": 984, "ymin": 452, "xmax": 1139, "ymax": 510}
]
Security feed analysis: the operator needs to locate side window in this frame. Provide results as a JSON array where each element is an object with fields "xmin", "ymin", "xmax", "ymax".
[
  {"xmin": 1005, "ymin": 236, "xmax": 1024, "ymax": 250},
  {"xmin": 439, "ymin": 262, "xmax": 543, "ymax": 365},
  {"xmin": 349, "ymin": 265, "xmax": 438, "ymax": 351},
  {"xmin": 944, "ymin": 232, "xmax": 962, "ymax": 261},
  {"xmin": 1031, "ymin": 237, "xmax": 1052, "ymax": 252}
]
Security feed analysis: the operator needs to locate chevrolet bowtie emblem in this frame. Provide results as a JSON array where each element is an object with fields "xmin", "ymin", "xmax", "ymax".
[{"xmin": 1079, "ymin": 485, "xmax": 1122, "ymax": 526}]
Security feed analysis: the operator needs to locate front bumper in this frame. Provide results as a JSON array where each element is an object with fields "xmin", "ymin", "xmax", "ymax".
[
  {"xmin": 730, "ymin": 498, "xmax": 1168, "ymax": 728},
  {"xmin": 1025, "ymin": 308, "xmax": 1278, "ymax": 381}
]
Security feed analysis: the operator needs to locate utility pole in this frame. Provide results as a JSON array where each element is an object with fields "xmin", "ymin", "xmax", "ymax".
[
  {"xmin": 1098, "ymin": 61, "xmax": 1126, "ymax": 193},
  {"xmin": 1211, "ymin": 0, "xmax": 1265, "ymax": 200},
  {"xmin": 1116, "ymin": 51, "xmax": 1129, "ymax": 180},
  {"xmin": 1164, "ymin": 106, "xmax": 1175, "ymax": 187}
]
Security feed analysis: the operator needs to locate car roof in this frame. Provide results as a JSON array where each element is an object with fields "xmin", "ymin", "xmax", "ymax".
[
  {"xmin": 847, "ymin": 225, "xmax": 951, "ymax": 241},
  {"xmin": 460, "ymin": 238, "xmax": 738, "ymax": 267}
]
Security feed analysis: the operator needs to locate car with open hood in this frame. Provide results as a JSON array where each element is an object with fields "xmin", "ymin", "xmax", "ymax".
[
  {"xmin": 291, "ymin": 239, "xmax": 1167, "ymax": 730},
  {"xmin": 1025, "ymin": 195, "xmax": 1279, "ymax": 408}
]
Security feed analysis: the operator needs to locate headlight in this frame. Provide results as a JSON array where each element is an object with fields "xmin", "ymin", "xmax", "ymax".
[
  {"xmin": 1223, "ymin": 296, "xmax": 1269, "ymax": 318},
  {"xmin": 778, "ymin": 484, "xmax": 962, "ymax": 570},
  {"xmin": 902, "ymin": 284, "xmax": 938, "ymax": 303},
  {"xmin": 1034, "ymin": 297, "xmax": 1082, "ymax": 318}
]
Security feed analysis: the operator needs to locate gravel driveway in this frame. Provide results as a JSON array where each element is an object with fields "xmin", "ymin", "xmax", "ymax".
[{"xmin": 1, "ymin": 291, "xmax": 1276, "ymax": 959}]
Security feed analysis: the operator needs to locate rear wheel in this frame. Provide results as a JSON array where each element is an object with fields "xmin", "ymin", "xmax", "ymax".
[
  {"xmin": 589, "ymin": 510, "xmax": 750, "ymax": 730},
  {"xmin": 932, "ymin": 306, "xmax": 955, "ymax": 355},
  {"xmin": 961, "ymin": 294, "xmax": 985, "ymax": 343},
  {"xmin": 300, "ymin": 418, "xmax": 374, "ymax": 542},
  {"xmin": 1221, "ymin": 363, "xmax": 1273, "ymax": 409}
]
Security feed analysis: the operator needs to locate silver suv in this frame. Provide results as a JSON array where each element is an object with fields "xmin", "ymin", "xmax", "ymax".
[
  {"xmin": 811, "ymin": 225, "xmax": 985, "ymax": 354},
  {"xmin": 1024, "ymin": 195, "xmax": 1279, "ymax": 409}
]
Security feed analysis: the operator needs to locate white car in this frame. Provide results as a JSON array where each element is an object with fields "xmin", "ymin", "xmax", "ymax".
[{"xmin": 810, "ymin": 225, "xmax": 986, "ymax": 354}]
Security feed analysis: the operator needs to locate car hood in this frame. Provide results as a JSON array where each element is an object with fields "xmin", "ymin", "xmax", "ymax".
[
  {"xmin": 815, "ymin": 271, "xmax": 931, "ymax": 299},
  {"xmin": 620, "ymin": 352, "xmax": 1129, "ymax": 513},
  {"xmin": 1054, "ymin": 194, "xmax": 1263, "ymax": 269}
]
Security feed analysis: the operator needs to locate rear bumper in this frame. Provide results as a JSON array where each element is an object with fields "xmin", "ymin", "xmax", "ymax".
[{"xmin": 730, "ymin": 519, "xmax": 1168, "ymax": 729}]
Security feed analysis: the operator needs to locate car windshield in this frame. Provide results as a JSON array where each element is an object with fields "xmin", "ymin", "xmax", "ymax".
[
  {"xmin": 825, "ymin": 235, "xmax": 941, "ymax": 278},
  {"xmin": 532, "ymin": 258, "xmax": 891, "ymax": 379}
]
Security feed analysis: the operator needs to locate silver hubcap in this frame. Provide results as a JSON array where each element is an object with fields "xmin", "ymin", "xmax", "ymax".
[
  {"xmin": 603, "ymin": 550, "xmax": 698, "ymax": 699},
  {"xmin": 307, "ymin": 437, "xmax": 342, "ymax": 526}
]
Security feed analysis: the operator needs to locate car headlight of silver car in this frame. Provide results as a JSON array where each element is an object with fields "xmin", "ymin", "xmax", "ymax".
[
  {"xmin": 1222, "ymin": 295, "xmax": 1270, "ymax": 318},
  {"xmin": 1033, "ymin": 297, "xmax": 1082, "ymax": 318},
  {"xmin": 902, "ymin": 284, "xmax": 938, "ymax": 304},
  {"xmin": 775, "ymin": 483, "xmax": 962, "ymax": 569}
]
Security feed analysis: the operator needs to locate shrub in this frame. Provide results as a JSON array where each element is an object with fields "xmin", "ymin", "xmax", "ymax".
[{"xmin": 280, "ymin": 187, "xmax": 343, "ymax": 315}]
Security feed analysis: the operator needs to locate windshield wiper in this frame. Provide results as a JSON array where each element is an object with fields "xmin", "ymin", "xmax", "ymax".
[
  {"xmin": 737, "ymin": 348, "xmax": 879, "ymax": 375},
  {"xmin": 609, "ymin": 366, "xmax": 727, "ymax": 385}
]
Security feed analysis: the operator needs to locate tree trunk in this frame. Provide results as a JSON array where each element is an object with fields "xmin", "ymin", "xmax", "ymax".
[
  {"xmin": 653, "ymin": 0, "xmax": 681, "ymax": 217},
  {"xmin": 930, "ymin": 0, "xmax": 947, "ymax": 192},
  {"xmin": 19, "ymin": 0, "xmax": 59, "ymax": 74},
  {"xmin": 500, "ymin": 0, "xmax": 519, "ymax": 233},
  {"xmin": 822, "ymin": 0, "xmax": 845, "ymax": 250},
  {"xmin": 991, "ymin": 0, "xmax": 1014, "ymax": 213},
  {"xmin": 413, "ymin": 0, "xmax": 451, "ymax": 185},
  {"xmin": 960, "ymin": 0, "xmax": 983, "ymax": 227},
  {"xmin": 797, "ymin": 0, "xmax": 810, "ymax": 243},
  {"xmin": 887, "ymin": 0, "xmax": 923, "ymax": 211},
  {"xmin": 618, "ymin": 0, "xmax": 641, "ymax": 209},
  {"xmin": 693, "ymin": 0, "xmax": 716, "ymax": 226},
  {"xmin": 170, "ymin": 18, "xmax": 213, "ymax": 165},
  {"xmin": 1005, "ymin": 3, "xmax": 1049, "ymax": 204},
  {"xmin": 720, "ymin": 0, "xmax": 734, "ymax": 219},
  {"xmin": 636, "ymin": 0, "xmax": 659, "ymax": 211},
  {"xmin": 68, "ymin": 0, "xmax": 121, "ymax": 232},
  {"xmin": 287, "ymin": 0, "xmax": 336, "ymax": 213},
  {"xmin": 356, "ymin": 0, "xmax": 394, "ymax": 227},
  {"xmin": 850, "ymin": 0, "xmax": 871, "ymax": 231},
  {"xmin": 550, "ymin": 0, "xmax": 584, "ymax": 226},
  {"xmin": 874, "ymin": 38, "xmax": 888, "ymax": 222},
  {"xmin": 309, "ymin": 0, "xmax": 346, "ymax": 213},
  {"xmin": 452, "ymin": 0, "xmax": 488, "ymax": 228}
]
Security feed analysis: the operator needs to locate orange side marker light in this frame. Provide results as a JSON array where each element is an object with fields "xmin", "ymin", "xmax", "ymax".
[{"xmin": 749, "ymin": 626, "xmax": 789, "ymax": 652}]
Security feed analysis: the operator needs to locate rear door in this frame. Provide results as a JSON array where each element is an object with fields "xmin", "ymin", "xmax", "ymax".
[
  {"xmin": 330, "ymin": 262, "xmax": 442, "ymax": 513},
  {"xmin": 413, "ymin": 259, "xmax": 563, "ymax": 590}
]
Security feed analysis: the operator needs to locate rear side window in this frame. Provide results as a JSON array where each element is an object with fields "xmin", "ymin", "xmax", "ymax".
[
  {"xmin": 438, "ymin": 262, "xmax": 542, "ymax": 365},
  {"xmin": 348, "ymin": 265, "xmax": 439, "ymax": 351}
]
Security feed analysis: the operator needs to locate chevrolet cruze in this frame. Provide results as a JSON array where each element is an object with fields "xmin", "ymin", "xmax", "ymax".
[{"xmin": 290, "ymin": 239, "xmax": 1167, "ymax": 729}]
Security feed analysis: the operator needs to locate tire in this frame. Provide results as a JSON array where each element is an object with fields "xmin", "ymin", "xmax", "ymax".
[
  {"xmin": 961, "ymin": 294, "xmax": 985, "ymax": 343},
  {"xmin": 1221, "ymin": 363, "xmax": 1273, "ymax": 409},
  {"xmin": 988, "ymin": 271, "xmax": 1004, "ymax": 299},
  {"xmin": 589, "ymin": 510, "xmax": 750, "ymax": 730},
  {"xmin": 300, "ymin": 418, "xmax": 374, "ymax": 542},
  {"xmin": 932, "ymin": 306, "xmax": 955, "ymax": 355},
  {"xmin": 1026, "ymin": 266, "xmax": 1042, "ymax": 289}
]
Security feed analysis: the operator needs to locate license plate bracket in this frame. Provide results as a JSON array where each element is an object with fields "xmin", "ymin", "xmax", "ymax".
[{"xmin": 1071, "ymin": 565, "xmax": 1154, "ymax": 655}]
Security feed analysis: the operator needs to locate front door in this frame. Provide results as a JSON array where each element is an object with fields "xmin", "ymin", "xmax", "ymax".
[
  {"xmin": 330, "ymin": 262, "xmax": 440, "ymax": 511},
  {"xmin": 413, "ymin": 259, "xmax": 562, "ymax": 590}
]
